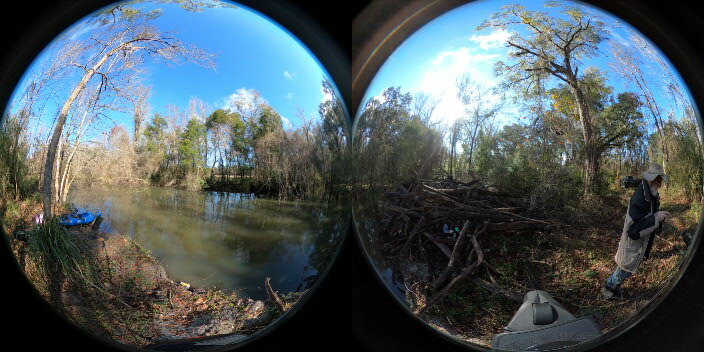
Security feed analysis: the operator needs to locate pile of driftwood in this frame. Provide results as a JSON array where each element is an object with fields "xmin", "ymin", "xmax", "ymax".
[{"xmin": 377, "ymin": 178, "xmax": 551, "ymax": 314}]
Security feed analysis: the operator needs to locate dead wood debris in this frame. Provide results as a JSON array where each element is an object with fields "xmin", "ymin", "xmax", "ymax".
[
  {"xmin": 265, "ymin": 277, "xmax": 287, "ymax": 313},
  {"xmin": 377, "ymin": 178, "xmax": 551, "ymax": 314}
]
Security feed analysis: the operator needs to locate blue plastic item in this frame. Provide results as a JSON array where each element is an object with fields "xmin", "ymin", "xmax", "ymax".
[{"xmin": 59, "ymin": 211, "xmax": 102, "ymax": 226}]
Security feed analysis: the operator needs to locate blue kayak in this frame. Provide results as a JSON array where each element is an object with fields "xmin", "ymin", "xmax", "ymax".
[{"xmin": 59, "ymin": 211, "xmax": 102, "ymax": 226}]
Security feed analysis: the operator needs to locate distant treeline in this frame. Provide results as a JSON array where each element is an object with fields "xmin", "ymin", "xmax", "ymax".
[
  {"xmin": 352, "ymin": 81, "xmax": 703, "ymax": 214},
  {"xmin": 1, "ymin": 2, "xmax": 351, "ymax": 212},
  {"xmin": 0, "ymin": 79, "xmax": 349, "ymax": 204},
  {"xmin": 350, "ymin": 2, "xmax": 704, "ymax": 212}
]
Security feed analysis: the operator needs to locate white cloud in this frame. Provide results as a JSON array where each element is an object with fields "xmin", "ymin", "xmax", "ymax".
[
  {"xmin": 469, "ymin": 29, "xmax": 512, "ymax": 50},
  {"xmin": 412, "ymin": 47, "xmax": 502, "ymax": 125},
  {"xmin": 286, "ymin": 92, "xmax": 293, "ymax": 100},
  {"xmin": 281, "ymin": 115, "xmax": 293, "ymax": 130},
  {"xmin": 222, "ymin": 89, "xmax": 295, "ymax": 130},
  {"xmin": 371, "ymin": 92, "xmax": 387, "ymax": 105},
  {"xmin": 321, "ymin": 85, "xmax": 334, "ymax": 104},
  {"xmin": 283, "ymin": 70, "xmax": 294, "ymax": 80},
  {"xmin": 223, "ymin": 88, "xmax": 268, "ymax": 114}
]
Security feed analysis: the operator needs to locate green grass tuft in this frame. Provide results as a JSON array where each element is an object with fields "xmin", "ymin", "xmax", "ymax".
[{"xmin": 26, "ymin": 216, "xmax": 100, "ymax": 289}]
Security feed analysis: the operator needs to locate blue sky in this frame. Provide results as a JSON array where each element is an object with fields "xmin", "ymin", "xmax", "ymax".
[
  {"xmin": 360, "ymin": 0, "xmax": 697, "ymax": 134},
  {"xmin": 6, "ymin": 0, "xmax": 338, "ymax": 141}
]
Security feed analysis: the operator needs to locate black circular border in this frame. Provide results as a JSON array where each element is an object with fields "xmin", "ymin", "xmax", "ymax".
[
  {"xmin": 351, "ymin": 1, "xmax": 704, "ymax": 351},
  {"xmin": 0, "ymin": 0, "xmax": 355, "ymax": 351}
]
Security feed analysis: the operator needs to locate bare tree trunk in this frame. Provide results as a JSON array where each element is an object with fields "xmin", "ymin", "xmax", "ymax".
[
  {"xmin": 59, "ymin": 157, "xmax": 73, "ymax": 203},
  {"xmin": 63, "ymin": 150, "xmax": 99, "ymax": 202},
  {"xmin": 634, "ymin": 75, "xmax": 669, "ymax": 173},
  {"xmin": 11, "ymin": 130, "xmax": 21, "ymax": 200},
  {"xmin": 60, "ymin": 163, "xmax": 72, "ymax": 203},
  {"xmin": 53, "ymin": 137, "xmax": 64, "ymax": 204},
  {"xmin": 238, "ymin": 156, "xmax": 243, "ymax": 180},
  {"xmin": 219, "ymin": 150, "xmax": 224, "ymax": 182},
  {"xmin": 11, "ymin": 110, "xmax": 30, "ymax": 200},
  {"xmin": 43, "ymin": 49, "xmax": 114, "ymax": 217},
  {"xmin": 468, "ymin": 119, "xmax": 480, "ymax": 171},
  {"xmin": 569, "ymin": 80, "xmax": 597, "ymax": 196},
  {"xmin": 203, "ymin": 135, "xmax": 208, "ymax": 175},
  {"xmin": 449, "ymin": 144, "xmax": 454, "ymax": 179},
  {"xmin": 210, "ymin": 146, "xmax": 217, "ymax": 181},
  {"xmin": 449, "ymin": 122, "xmax": 460, "ymax": 180}
]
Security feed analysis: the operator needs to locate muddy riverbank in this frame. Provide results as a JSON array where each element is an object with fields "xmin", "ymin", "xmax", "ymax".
[{"xmin": 7, "ymin": 221, "xmax": 303, "ymax": 348}]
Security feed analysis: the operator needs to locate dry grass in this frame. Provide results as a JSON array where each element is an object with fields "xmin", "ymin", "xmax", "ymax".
[
  {"xmin": 5, "ymin": 208, "xmax": 299, "ymax": 348},
  {"xmin": 418, "ymin": 190, "xmax": 698, "ymax": 346}
]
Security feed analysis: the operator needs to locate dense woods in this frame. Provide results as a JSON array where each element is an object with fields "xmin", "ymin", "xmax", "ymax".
[
  {"xmin": 351, "ymin": 3, "xmax": 704, "ymax": 211},
  {"xmin": 1, "ymin": 80, "xmax": 349, "ymax": 203},
  {"xmin": 351, "ymin": 2, "xmax": 702, "ymax": 346},
  {"xmin": 1, "ymin": 0, "xmax": 701, "ymax": 221},
  {"xmin": 0, "ymin": 1, "xmax": 350, "ymax": 216},
  {"xmin": 351, "ymin": 79, "xmax": 704, "ymax": 209}
]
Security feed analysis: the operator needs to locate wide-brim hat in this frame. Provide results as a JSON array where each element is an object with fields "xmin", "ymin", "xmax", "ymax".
[{"xmin": 642, "ymin": 163, "xmax": 670, "ymax": 184}]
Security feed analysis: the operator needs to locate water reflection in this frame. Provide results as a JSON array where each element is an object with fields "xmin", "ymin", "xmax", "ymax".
[
  {"xmin": 353, "ymin": 193, "xmax": 409, "ymax": 302},
  {"xmin": 69, "ymin": 185, "xmax": 346, "ymax": 300}
]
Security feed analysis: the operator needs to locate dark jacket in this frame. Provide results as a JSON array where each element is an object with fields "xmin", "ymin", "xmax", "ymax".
[
  {"xmin": 626, "ymin": 180, "xmax": 660, "ymax": 240},
  {"xmin": 614, "ymin": 180, "xmax": 661, "ymax": 273}
]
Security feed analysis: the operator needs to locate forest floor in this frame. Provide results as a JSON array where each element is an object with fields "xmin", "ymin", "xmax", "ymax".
[
  {"xmin": 2, "ymin": 199, "xmax": 302, "ymax": 348},
  {"xmin": 380, "ymin": 185, "xmax": 699, "ymax": 347}
]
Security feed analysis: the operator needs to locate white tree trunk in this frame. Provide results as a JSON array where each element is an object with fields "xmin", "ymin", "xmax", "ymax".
[{"xmin": 43, "ymin": 50, "xmax": 114, "ymax": 217}]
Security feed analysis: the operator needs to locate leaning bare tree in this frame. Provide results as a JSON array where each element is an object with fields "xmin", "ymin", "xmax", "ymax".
[
  {"xmin": 42, "ymin": 20, "xmax": 216, "ymax": 217},
  {"xmin": 609, "ymin": 37, "xmax": 672, "ymax": 174},
  {"xmin": 4, "ymin": 37, "xmax": 78, "ymax": 200},
  {"xmin": 477, "ymin": 2, "xmax": 609, "ymax": 196},
  {"xmin": 55, "ymin": 83, "xmax": 108, "ymax": 203}
]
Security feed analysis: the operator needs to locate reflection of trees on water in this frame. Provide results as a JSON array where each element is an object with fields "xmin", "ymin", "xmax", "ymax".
[
  {"xmin": 219, "ymin": 196, "xmax": 347, "ymax": 271},
  {"xmin": 352, "ymin": 193, "xmax": 407, "ymax": 299},
  {"xmin": 232, "ymin": 246, "xmax": 250, "ymax": 264},
  {"xmin": 205, "ymin": 192, "xmax": 255, "ymax": 225},
  {"xmin": 68, "ymin": 186, "xmax": 347, "ymax": 295},
  {"xmin": 352, "ymin": 193, "xmax": 384, "ymax": 261},
  {"xmin": 296, "ymin": 195, "xmax": 349, "ymax": 291}
]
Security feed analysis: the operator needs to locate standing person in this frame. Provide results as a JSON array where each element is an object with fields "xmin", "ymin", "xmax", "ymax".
[{"xmin": 602, "ymin": 163, "xmax": 670, "ymax": 299}]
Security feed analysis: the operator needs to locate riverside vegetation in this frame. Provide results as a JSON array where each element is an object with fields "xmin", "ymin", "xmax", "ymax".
[{"xmin": 1, "ymin": 0, "xmax": 349, "ymax": 348}]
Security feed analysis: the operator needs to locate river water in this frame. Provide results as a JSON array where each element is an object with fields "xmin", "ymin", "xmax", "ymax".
[
  {"xmin": 68, "ymin": 186, "xmax": 347, "ymax": 300},
  {"xmin": 352, "ymin": 194, "xmax": 408, "ymax": 303}
]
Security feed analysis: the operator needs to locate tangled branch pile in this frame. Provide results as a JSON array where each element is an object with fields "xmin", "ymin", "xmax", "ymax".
[{"xmin": 377, "ymin": 178, "xmax": 552, "ymax": 314}]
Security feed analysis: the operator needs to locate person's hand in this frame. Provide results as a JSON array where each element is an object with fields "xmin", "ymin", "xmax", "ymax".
[{"xmin": 655, "ymin": 211, "xmax": 670, "ymax": 222}]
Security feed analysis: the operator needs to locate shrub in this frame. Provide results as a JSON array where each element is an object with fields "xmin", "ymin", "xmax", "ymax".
[{"xmin": 526, "ymin": 165, "xmax": 583, "ymax": 215}]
